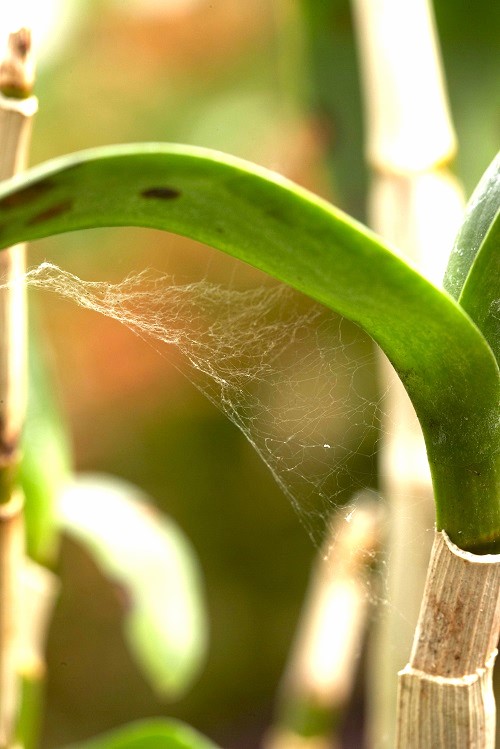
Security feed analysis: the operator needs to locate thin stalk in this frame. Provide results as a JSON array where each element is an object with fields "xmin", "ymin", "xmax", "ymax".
[
  {"xmin": 350, "ymin": 0, "xmax": 466, "ymax": 745},
  {"xmin": 0, "ymin": 29, "xmax": 36, "ymax": 749},
  {"xmin": 0, "ymin": 30, "xmax": 36, "ymax": 495},
  {"xmin": 265, "ymin": 495, "xmax": 384, "ymax": 749},
  {"xmin": 16, "ymin": 562, "xmax": 59, "ymax": 749},
  {"xmin": 396, "ymin": 531, "xmax": 500, "ymax": 748},
  {"xmin": 0, "ymin": 491, "xmax": 23, "ymax": 748}
]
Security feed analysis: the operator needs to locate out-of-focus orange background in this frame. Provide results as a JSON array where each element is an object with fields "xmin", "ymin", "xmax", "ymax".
[{"xmin": 17, "ymin": 1, "xmax": 498, "ymax": 747}]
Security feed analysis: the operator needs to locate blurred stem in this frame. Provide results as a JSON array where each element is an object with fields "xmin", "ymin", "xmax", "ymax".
[
  {"xmin": 0, "ymin": 492, "xmax": 23, "ymax": 749},
  {"xmin": 16, "ymin": 561, "xmax": 59, "ymax": 749},
  {"xmin": 265, "ymin": 495, "xmax": 384, "ymax": 749},
  {"xmin": 0, "ymin": 29, "xmax": 36, "ymax": 749},
  {"xmin": 350, "ymin": 0, "xmax": 465, "ymax": 746},
  {"xmin": 271, "ymin": 0, "xmax": 306, "ymax": 117},
  {"xmin": 15, "ymin": 676, "xmax": 41, "ymax": 749},
  {"xmin": 293, "ymin": 0, "xmax": 368, "ymax": 219}
]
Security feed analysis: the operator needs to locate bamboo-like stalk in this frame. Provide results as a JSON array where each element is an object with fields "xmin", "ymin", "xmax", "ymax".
[
  {"xmin": 265, "ymin": 495, "xmax": 384, "ymax": 749},
  {"xmin": 350, "ymin": 0, "xmax": 466, "ymax": 746},
  {"xmin": 396, "ymin": 531, "xmax": 500, "ymax": 748},
  {"xmin": 0, "ymin": 29, "xmax": 37, "ymax": 749},
  {"xmin": 0, "ymin": 30, "xmax": 37, "ymax": 488}
]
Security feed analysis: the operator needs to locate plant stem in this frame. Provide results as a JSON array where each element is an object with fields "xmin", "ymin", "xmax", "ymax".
[
  {"xmin": 350, "ymin": 0, "xmax": 466, "ymax": 744},
  {"xmin": 0, "ymin": 29, "xmax": 36, "ymax": 749},
  {"xmin": 396, "ymin": 530, "xmax": 500, "ymax": 748},
  {"xmin": 350, "ymin": 0, "xmax": 456, "ymax": 175},
  {"xmin": 0, "ymin": 31, "xmax": 37, "ymax": 503},
  {"xmin": 265, "ymin": 495, "xmax": 383, "ymax": 748},
  {"xmin": 16, "ymin": 561, "xmax": 59, "ymax": 749}
]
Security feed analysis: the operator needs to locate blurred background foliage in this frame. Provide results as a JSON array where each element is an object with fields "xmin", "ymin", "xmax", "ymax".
[{"xmin": 19, "ymin": 0, "xmax": 499, "ymax": 747}]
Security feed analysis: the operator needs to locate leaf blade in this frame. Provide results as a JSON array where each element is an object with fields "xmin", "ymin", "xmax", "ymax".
[
  {"xmin": 443, "ymin": 151, "xmax": 500, "ymax": 300},
  {"xmin": 457, "ymin": 203, "xmax": 500, "ymax": 364},
  {"xmin": 0, "ymin": 143, "xmax": 497, "ymax": 549}
]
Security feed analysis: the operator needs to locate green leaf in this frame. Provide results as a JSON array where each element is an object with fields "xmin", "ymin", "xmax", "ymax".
[
  {"xmin": 457, "ymin": 199, "xmax": 500, "ymax": 364},
  {"xmin": 61, "ymin": 719, "xmax": 221, "ymax": 749},
  {"xmin": 59, "ymin": 474, "xmax": 208, "ymax": 698},
  {"xmin": 0, "ymin": 143, "xmax": 497, "ymax": 550},
  {"xmin": 443, "ymin": 151, "xmax": 500, "ymax": 300}
]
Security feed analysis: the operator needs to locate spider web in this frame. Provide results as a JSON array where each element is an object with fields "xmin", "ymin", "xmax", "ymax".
[{"xmin": 23, "ymin": 261, "xmax": 385, "ymax": 546}]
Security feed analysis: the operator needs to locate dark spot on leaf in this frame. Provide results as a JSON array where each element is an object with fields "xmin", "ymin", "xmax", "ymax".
[
  {"xmin": 27, "ymin": 199, "xmax": 74, "ymax": 226},
  {"xmin": 0, "ymin": 179, "xmax": 55, "ymax": 210},
  {"xmin": 265, "ymin": 207, "xmax": 284, "ymax": 221},
  {"xmin": 141, "ymin": 186, "xmax": 181, "ymax": 200}
]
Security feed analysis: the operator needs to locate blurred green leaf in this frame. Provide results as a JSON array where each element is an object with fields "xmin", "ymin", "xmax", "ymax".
[
  {"xmin": 298, "ymin": 0, "xmax": 367, "ymax": 219},
  {"xmin": 20, "ymin": 324, "xmax": 72, "ymax": 564},
  {"xmin": 59, "ymin": 474, "xmax": 208, "ymax": 698},
  {"xmin": 62, "ymin": 718, "xmax": 220, "ymax": 749},
  {"xmin": 0, "ymin": 144, "xmax": 497, "ymax": 548},
  {"xmin": 444, "ymin": 151, "xmax": 500, "ymax": 300}
]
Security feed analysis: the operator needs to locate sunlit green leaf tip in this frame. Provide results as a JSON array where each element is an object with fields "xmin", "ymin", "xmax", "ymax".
[{"xmin": 61, "ymin": 718, "xmax": 221, "ymax": 749}]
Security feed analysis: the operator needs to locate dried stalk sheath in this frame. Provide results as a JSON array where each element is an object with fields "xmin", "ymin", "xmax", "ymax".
[{"xmin": 396, "ymin": 530, "xmax": 500, "ymax": 748}]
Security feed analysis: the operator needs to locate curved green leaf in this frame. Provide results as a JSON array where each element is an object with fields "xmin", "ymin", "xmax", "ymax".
[
  {"xmin": 59, "ymin": 474, "xmax": 208, "ymax": 698},
  {"xmin": 443, "ymin": 151, "xmax": 500, "ymax": 300},
  {"xmin": 0, "ymin": 144, "xmax": 497, "ymax": 550},
  {"xmin": 62, "ymin": 719, "xmax": 220, "ymax": 749},
  {"xmin": 457, "ymin": 203, "xmax": 500, "ymax": 364}
]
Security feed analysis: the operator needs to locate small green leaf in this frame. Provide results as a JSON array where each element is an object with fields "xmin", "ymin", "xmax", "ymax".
[
  {"xmin": 61, "ymin": 719, "xmax": 221, "ymax": 749},
  {"xmin": 59, "ymin": 475, "xmax": 208, "ymax": 698},
  {"xmin": 443, "ymin": 151, "xmax": 500, "ymax": 300}
]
